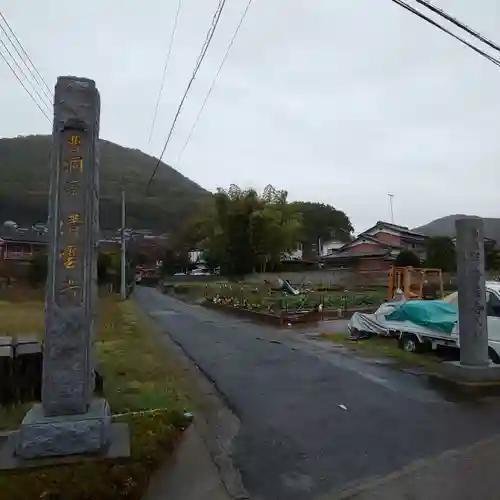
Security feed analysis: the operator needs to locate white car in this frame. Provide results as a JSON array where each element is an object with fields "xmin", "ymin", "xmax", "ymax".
[{"xmin": 190, "ymin": 269, "xmax": 211, "ymax": 276}]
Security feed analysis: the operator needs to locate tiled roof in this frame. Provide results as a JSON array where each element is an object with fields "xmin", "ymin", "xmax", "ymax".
[
  {"xmin": 336, "ymin": 234, "xmax": 402, "ymax": 252},
  {"xmin": 323, "ymin": 248, "xmax": 392, "ymax": 260},
  {"xmin": 0, "ymin": 228, "xmax": 121, "ymax": 245},
  {"xmin": 0, "ymin": 229, "xmax": 47, "ymax": 244},
  {"xmin": 370, "ymin": 221, "xmax": 427, "ymax": 238}
]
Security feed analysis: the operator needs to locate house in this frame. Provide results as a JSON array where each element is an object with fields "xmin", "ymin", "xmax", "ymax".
[
  {"xmin": 283, "ymin": 238, "xmax": 348, "ymax": 263},
  {"xmin": 320, "ymin": 238, "xmax": 345, "ymax": 257},
  {"xmin": 0, "ymin": 227, "xmax": 124, "ymax": 278},
  {"xmin": 0, "ymin": 229, "xmax": 47, "ymax": 262},
  {"xmin": 283, "ymin": 242, "xmax": 304, "ymax": 261},
  {"xmin": 188, "ymin": 249, "xmax": 204, "ymax": 264},
  {"xmin": 322, "ymin": 221, "xmax": 429, "ymax": 272},
  {"xmin": 0, "ymin": 228, "xmax": 48, "ymax": 278}
]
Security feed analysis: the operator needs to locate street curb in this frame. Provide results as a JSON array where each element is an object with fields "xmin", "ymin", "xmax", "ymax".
[
  {"xmin": 426, "ymin": 372, "xmax": 500, "ymax": 397},
  {"xmin": 138, "ymin": 300, "xmax": 250, "ymax": 500}
]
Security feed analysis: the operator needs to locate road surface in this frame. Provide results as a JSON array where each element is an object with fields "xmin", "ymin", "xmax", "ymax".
[{"xmin": 136, "ymin": 287, "xmax": 500, "ymax": 500}]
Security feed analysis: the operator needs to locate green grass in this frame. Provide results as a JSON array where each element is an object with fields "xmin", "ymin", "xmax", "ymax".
[
  {"xmin": 320, "ymin": 332, "xmax": 441, "ymax": 368},
  {"xmin": 0, "ymin": 295, "xmax": 192, "ymax": 500}
]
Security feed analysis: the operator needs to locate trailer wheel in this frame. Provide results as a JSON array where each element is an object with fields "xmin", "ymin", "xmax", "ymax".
[
  {"xmin": 488, "ymin": 347, "xmax": 500, "ymax": 365},
  {"xmin": 399, "ymin": 333, "xmax": 426, "ymax": 354}
]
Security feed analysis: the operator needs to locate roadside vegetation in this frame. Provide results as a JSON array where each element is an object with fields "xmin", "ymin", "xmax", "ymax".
[
  {"xmin": 160, "ymin": 183, "xmax": 353, "ymax": 277},
  {"xmin": 320, "ymin": 331, "xmax": 443, "ymax": 369},
  {"xmin": 0, "ymin": 293, "xmax": 192, "ymax": 500}
]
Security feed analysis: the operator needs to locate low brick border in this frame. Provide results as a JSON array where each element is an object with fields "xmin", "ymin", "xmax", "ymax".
[
  {"xmin": 201, "ymin": 301, "xmax": 341, "ymax": 326},
  {"xmin": 202, "ymin": 300, "xmax": 284, "ymax": 325}
]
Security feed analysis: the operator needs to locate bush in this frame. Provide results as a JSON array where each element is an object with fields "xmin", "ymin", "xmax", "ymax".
[{"xmin": 395, "ymin": 250, "xmax": 421, "ymax": 268}]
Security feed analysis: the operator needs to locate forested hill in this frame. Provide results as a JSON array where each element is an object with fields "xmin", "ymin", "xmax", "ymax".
[
  {"xmin": 0, "ymin": 135, "xmax": 211, "ymax": 230},
  {"xmin": 414, "ymin": 215, "xmax": 500, "ymax": 243}
]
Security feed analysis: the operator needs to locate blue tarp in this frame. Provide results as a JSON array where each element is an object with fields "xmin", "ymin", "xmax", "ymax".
[{"xmin": 385, "ymin": 300, "xmax": 458, "ymax": 334}]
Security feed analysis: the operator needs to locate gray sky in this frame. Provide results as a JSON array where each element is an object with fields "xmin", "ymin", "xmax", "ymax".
[{"xmin": 1, "ymin": 0, "xmax": 500, "ymax": 231}]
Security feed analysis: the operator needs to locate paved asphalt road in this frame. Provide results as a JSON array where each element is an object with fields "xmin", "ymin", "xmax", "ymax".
[{"xmin": 136, "ymin": 287, "xmax": 500, "ymax": 500}]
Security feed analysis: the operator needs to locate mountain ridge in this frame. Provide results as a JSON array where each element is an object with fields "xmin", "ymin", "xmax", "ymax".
[
  {"xmin": 0, "ymin": 134, "xmax": 211, "ymax": 230},
  {"xmin": 413, "ymin": 214, "xmax": 500, "ymax": 243}
]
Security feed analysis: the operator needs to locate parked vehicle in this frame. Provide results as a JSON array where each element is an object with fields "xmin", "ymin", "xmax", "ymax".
[
  {"xmin": 349, "ymin": 281, "xmax": 500, "ymax": 363},
  {"xmin": 190, "ymin": 269, "xmax": 211, "ymax": 276}
]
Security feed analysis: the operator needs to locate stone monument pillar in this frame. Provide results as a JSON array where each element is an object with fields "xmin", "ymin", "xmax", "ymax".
[
  {"xmin": 455, "ymin": 216, "xmax": 489, "ymax": 368},
  {"xmin": 16, "ymin": 76, "xmax": 111, "ymax": 459}
]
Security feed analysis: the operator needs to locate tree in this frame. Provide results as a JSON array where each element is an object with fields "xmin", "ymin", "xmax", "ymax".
[
  {"xmin": 198, "ymin": 184, "xmax": 303, "ymax": 276},
  {"xmin": 395, "ymin": 249, "xmax": 421, "ymax": 268},
  {"xmin": 425, "ymin": 237, "xmax": 456, "ymax": 272},
  {"xmin": 486, "ymin": 244, "xmax": 500, "ymax": 271},
  {"xmin": 98, "ymin": 252, "xmax": 112, "ymax": 285},
  {"xmin": 133, "ymin": 253, "xmax": 149, "ymax": 267},
  {"xmin": 161, "ymin": 247, "xmax": 190, "ymax": 275},
  {"xmin": 29, "ymin": 251, "xmax": 120, "ymax": 288},
  {"xmin": 290, "ymin": 201, "xmax": 353, "ymax": 245}
]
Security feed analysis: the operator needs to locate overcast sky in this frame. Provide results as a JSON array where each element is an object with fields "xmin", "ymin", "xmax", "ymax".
[{"xmin": 1, "ymin": 0, "xmax": 500, "ymax": 231}]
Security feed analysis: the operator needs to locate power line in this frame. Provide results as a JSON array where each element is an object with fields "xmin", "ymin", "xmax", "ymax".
[
  {"xmin": 413, "ymin": 0, "xmax": 500, "ymax": 55},
  {"xmin": 176, "ymin": 0, "xmax": 254, "ymax": 166},
  {"xmin": 391, "ymin": 0, "xmax": 500, "ymax": 68},
  {"xmin": 0, "ymin": 43, "xmax": 51, "ymax": 122},
  {"xmin": 0, "ymin": 12, "xmax": 52, "ymax": 100},
  {"xmin": 147, "ymin": 0, "xmax": 183, "ymax": 146},
  {"xmin": 0, "ymin": 36, "xmax": 52, "ymax": 114},
  {"xmin": 146, "ymin": 0, "xmax": 228, "ymax": 194}
]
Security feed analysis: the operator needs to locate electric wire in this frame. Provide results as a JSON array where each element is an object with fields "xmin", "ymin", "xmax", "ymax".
[
  {"xmin": 0, "ymin": 12, "xmax": 52, "ymax": 100},
  {"xmin": 413, "ymin": 0, "xmax": 500, "ymax": 55},
  {"xmin": 391, "ymin": 0, "xmax": 500, "ymax": 68},
  {"xmin": 175, "ymin": 0, "xmax": 254, "ymax": 166},
  {"xmin": 146, "ymin": 0, "xmax": 228, "ymax": 194},
  {"xmin": 0, "ymin": 35, "xmax": 51, "ymax": 113},
  {"xmin": 147, "ymin": 0, "xmax": 183, "ymax": 146},
  {"xmin": 0, "ymin": 41, "xmax": 51, "ymax": 122}
]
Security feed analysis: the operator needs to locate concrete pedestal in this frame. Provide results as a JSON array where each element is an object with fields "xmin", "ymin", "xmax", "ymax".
[
  {"xmin": 16, "ymin": 398, "xmax": 111, "ymax": 459},
  {"xmin": 442, "ymin": 361, "xmax": 500, "ymax": 382}
]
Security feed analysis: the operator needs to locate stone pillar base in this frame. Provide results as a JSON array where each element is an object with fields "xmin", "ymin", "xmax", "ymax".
[
  {"xmin": 442, "ymin": 361, "xmax": 500, "ymax": 382},
  {"xmin": 16, "ymin": 398, "xmax": 111, "ymax": 459}
]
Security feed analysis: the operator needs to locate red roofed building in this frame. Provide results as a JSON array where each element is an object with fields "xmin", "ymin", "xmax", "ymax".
[{"xmin": 322, "ymin": 221, "xmax": 428, "ymax": 272}]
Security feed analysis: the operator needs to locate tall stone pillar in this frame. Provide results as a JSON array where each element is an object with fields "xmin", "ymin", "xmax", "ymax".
[
  {"xmin": 455, "ymin": 216, "xmax": 489, "ymax": 367},
  {"xmin": 16, "ymin": 76, "xmax": 111, "ymax": 458}
]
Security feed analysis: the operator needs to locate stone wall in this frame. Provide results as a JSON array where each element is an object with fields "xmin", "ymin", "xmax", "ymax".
[{"xmin": 161, "ymin": 270, "xmax": 497, "ymax": 289}]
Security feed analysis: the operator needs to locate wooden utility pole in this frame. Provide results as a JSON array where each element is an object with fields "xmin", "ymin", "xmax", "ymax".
[{"xmin": 120, "ymin": 188, "xmax": 126, "ymax": 299}]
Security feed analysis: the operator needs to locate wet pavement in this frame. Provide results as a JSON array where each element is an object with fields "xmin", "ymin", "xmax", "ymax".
[{"xmin": 136, "ymin": 287, "xmax": 500, "ymax": 500}]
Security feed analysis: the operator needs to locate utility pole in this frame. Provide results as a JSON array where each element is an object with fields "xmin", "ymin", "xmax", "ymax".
[
  {"xmin": 120, "ymin": 187, "xmax": 127, "ymax": 299},
  {"xmin": 388, "ymin": 193, "xmax": 395, "ymax": 224}
]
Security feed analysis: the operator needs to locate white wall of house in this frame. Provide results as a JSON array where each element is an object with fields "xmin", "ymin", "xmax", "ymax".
[
  {"xmin": 321, "ymin": 239, "xmax": 344, "ymax": 256},
  {"xmin": 188, "ymin": 250, "xmax": 203, "ymax": 263},
  {"xmin": 283, "ymin": 242, "xmax": 303, "ymax": 260}
]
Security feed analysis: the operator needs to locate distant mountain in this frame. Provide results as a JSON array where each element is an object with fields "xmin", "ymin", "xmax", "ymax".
[
  {"xmin": 0, "ymin": 135, "xmax": 211, "ymax": 230},
  {"xmin": 413, "ymin": 215, "xmax": 500, "ymax": 243}
]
